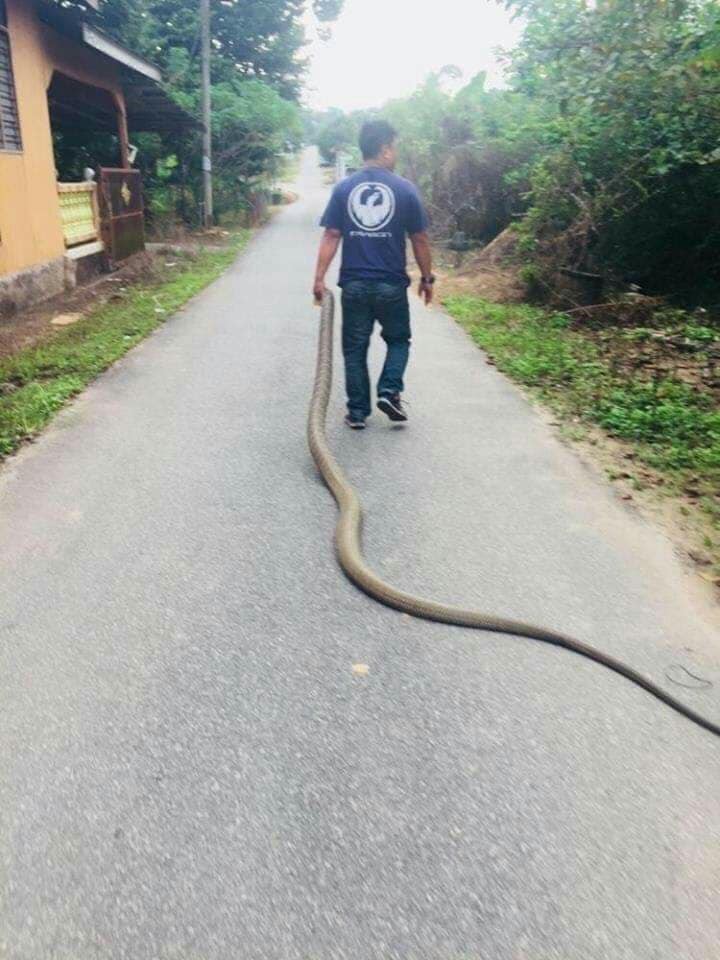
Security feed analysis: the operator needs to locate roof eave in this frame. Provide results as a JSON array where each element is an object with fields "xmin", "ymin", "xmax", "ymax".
[{"xmin": 81, "ymin": 24, "xmax": 161, "ymax": 83}]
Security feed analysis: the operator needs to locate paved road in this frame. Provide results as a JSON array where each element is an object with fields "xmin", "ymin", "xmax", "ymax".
[{"xmin": 1, "ymin": 150, "xmax": 720, "ymax": 959}]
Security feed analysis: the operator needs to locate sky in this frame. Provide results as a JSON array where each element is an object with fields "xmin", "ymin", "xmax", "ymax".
[{"xmin": 304, "ymin": 0, "xmax": 522, "ymax": 112}]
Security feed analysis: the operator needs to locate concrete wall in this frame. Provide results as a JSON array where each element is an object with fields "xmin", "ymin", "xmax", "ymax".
[
  {"xmin": 0, "ymin": 256, "xmax": 64, "ymax": 317},
  {"xmin": 0, "ymin": 0, "xmax": 126, "ymax": 280}
]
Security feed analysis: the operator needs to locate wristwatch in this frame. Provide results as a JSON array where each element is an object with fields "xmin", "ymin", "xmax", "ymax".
[{"xmin": 421, "ymin": 274, "xmax": 436, "ymax": 285}]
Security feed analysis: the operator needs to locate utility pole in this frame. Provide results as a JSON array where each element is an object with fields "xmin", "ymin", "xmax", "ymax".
[{"xmin": 200, "ymin": 0, "xmax": 213, "ymax": 227}]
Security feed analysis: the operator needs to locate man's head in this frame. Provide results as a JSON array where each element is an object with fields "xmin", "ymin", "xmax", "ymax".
[{"xmin": 359, "ymin": 120, "xmax": 398, "ymax": 170}]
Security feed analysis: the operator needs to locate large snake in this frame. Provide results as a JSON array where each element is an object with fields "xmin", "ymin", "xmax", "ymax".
[{"xmin": 308, "ymin": 291, "xmax": 720, "ymax": 738}]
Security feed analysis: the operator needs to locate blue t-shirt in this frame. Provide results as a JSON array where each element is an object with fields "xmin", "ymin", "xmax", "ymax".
[{"xmin": 320, "ymin": 166, "xmax": 429, "ymax": 287}]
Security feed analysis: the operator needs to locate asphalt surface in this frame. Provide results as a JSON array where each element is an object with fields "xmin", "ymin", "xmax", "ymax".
[{"xmin": 1, "ymin": 149, "xmax": 720, "ymax": 959}]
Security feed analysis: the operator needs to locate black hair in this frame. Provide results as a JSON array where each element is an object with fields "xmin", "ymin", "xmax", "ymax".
[{"xmin": 359, "ymin": 120, "xmax": 397, "ymax": 161}]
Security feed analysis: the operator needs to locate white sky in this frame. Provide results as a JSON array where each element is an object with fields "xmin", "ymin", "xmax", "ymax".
[{"xmin": 304, "ymin": 0, "xmax": 522, "ymax": 111}]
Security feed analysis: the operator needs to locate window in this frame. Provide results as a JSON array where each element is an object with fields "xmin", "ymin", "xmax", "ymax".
[{"xmin": 0, "ymin": 0, "xmax": 22, "ymax": 152}]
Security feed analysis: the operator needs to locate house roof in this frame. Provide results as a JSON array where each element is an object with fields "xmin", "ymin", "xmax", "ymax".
[
  {"xmin": 123, "ymin": 76, "xmax": 201, "ymax": 134},
  {"xmin": 35, "ymin": 0, "xmax": 201, "ymax": 132},
  {"xmin": 81, "ymin": 22, "xmax": 161, "ymax": 83}
]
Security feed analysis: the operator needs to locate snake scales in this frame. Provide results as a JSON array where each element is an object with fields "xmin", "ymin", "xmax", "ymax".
[{"xmin": 308, "ymin": 291, "xmax": 720, "ymax": 738}]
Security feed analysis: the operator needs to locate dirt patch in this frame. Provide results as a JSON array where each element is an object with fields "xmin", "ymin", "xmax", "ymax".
[
  {"xmin": 582, "ymin": 322, "xmax": 719, "ymax": 403},
  {"xmin": 434, "ymin": 262, "xmax": 527, "ymax": 304},
  {"xmin": 50, "ymin": 312, "xmax": 84, "ymax": 327},
  {"xmin": 411, "ymin": 256, "xmax": 526, "ymax": 305},
  {"xmin": 422, "ymin": 228, "xmax": 527, "ymax": 304},
  {"xmin": 0, "ymin": 249, "xmax": 196, "ymax": 361}
]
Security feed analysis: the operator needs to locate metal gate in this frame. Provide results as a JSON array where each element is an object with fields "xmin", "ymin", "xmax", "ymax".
[{"xmin": 98, "ymin": 168, "xmax": 145, "ymax": 262}]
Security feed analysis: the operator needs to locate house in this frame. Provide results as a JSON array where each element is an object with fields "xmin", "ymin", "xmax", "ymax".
[{"xmin": 0, "ymin": 0, "xmax": 197, "ymax": 314}]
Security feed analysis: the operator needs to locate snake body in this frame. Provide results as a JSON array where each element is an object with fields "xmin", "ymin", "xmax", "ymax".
[{"xmin": 308, "ymin": 291, "xmax": 720, "ymax": 738}]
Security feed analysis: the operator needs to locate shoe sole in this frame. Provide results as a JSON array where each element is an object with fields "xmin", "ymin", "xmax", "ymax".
[
  {"xmin": 344, "ymin": 419, "xmax": 366, "ymax": 430},
  {"xmin": 377, "ymin": 397, "xmax": 408, "ymax": 422}
]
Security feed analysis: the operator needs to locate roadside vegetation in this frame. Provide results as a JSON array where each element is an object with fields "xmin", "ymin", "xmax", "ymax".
[
  {"xmin": 0, "ymin": 232, "xmax": 250, "ymax": 460},
  {"xmin": 445, "ymin": 295, "xmax": 720, "ymax": 577}
]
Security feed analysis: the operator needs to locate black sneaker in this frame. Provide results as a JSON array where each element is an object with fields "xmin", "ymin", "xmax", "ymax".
[
  {"xmin": 377, "ymin": 393, "xmax": 408, "ymax": 422},
  {"xmin": 344, "ymin": 414, "xmax": 366, "ymax": 430}
]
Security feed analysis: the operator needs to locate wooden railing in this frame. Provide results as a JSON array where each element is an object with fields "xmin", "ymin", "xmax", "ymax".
[{"xmin": 57, "ymin": 182, "xmax": 100, "ymax": 248}]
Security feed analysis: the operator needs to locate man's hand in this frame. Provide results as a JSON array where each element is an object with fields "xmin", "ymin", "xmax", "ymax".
[
  {"xmin": 313, "ymin": 279, "xmax": 327, "ymax": 305},
  {"xmin": 418, "ymin": 279, "xmax": 434, "ymax": 305},
  {"xmin": 410, "ymin": 231, "xmax": 434, "ymax": 306},
  {"xmin": 313, "ymin": 228, "xmax": 342, "ymax": 306}
]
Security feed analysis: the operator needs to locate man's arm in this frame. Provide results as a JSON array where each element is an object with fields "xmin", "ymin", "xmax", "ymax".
[
  {"xmin": 410, "ymin": 231, "xmax": 434, "ymax": 305},
  {"xmin": 313, "ymin": 228, "xmax": 342, "ymax": 304}
]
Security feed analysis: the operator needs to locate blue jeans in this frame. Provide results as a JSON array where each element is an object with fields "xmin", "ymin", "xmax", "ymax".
[{"xmin": 340, "ymin": 280, "xmax": 411, "ymax": 420}]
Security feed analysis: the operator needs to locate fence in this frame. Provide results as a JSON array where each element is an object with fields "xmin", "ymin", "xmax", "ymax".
[{"xmin": 57, "ymin": 182, "xmax": 99, "ymax": 247}]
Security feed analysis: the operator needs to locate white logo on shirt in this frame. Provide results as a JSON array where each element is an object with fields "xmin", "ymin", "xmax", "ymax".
[{"xmin": 347, "ymin": 182, "xmax": 396, "ymax": 232}]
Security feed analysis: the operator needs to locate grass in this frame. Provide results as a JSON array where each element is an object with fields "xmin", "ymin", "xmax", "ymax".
[
  {"xmin": 444, "ymin": 296, "xmax": 720, "ymax": 557},
  {"xmin": 0, "ymin": 230, "xmax": 251, "ymax": 459}
]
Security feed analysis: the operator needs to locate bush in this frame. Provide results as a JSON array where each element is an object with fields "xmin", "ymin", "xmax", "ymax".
[{"xmin": 318, "ymin": 0, "xmax": 720, "ymax": 307}]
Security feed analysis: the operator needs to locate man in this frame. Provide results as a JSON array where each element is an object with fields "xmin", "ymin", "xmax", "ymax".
[{"xmin": 313, "ymin": 120, "xmax": 435, "ymax": 429}]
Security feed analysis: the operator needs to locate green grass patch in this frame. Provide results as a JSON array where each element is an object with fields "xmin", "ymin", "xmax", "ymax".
[
  {"xmin": 444, "ymin": 295, "xmax": 720, "ymax": 531},
  {"xmin": 0, "ymin": 231, "xmax": 250, "ymax": 458}
]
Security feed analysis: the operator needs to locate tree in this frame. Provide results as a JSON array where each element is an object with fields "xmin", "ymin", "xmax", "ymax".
[
  {"xmin": 98, "ymin": 0, "xmax": 345, "ymax": 101},
  {"xmin": 500, "ymin": 0, "xmax": 720, "ymax": 292},
  {"xmin": 315, "ymin": 110, "xmax": 359, "ymax": 164},
  {"xmin": 74, "ymin": 0, "xmax": 344, "ymax": 224}
]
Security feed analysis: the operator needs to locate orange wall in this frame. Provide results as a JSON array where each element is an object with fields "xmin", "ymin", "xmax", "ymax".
[{"xmin": 0, "ymin": 0, "xmax": 125, "ymax": 276}]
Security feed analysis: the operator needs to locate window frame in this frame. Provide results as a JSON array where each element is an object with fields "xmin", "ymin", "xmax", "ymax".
[{"xmin": 0, "ymin": 0, "xmax": 23, "ymax": 154}]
